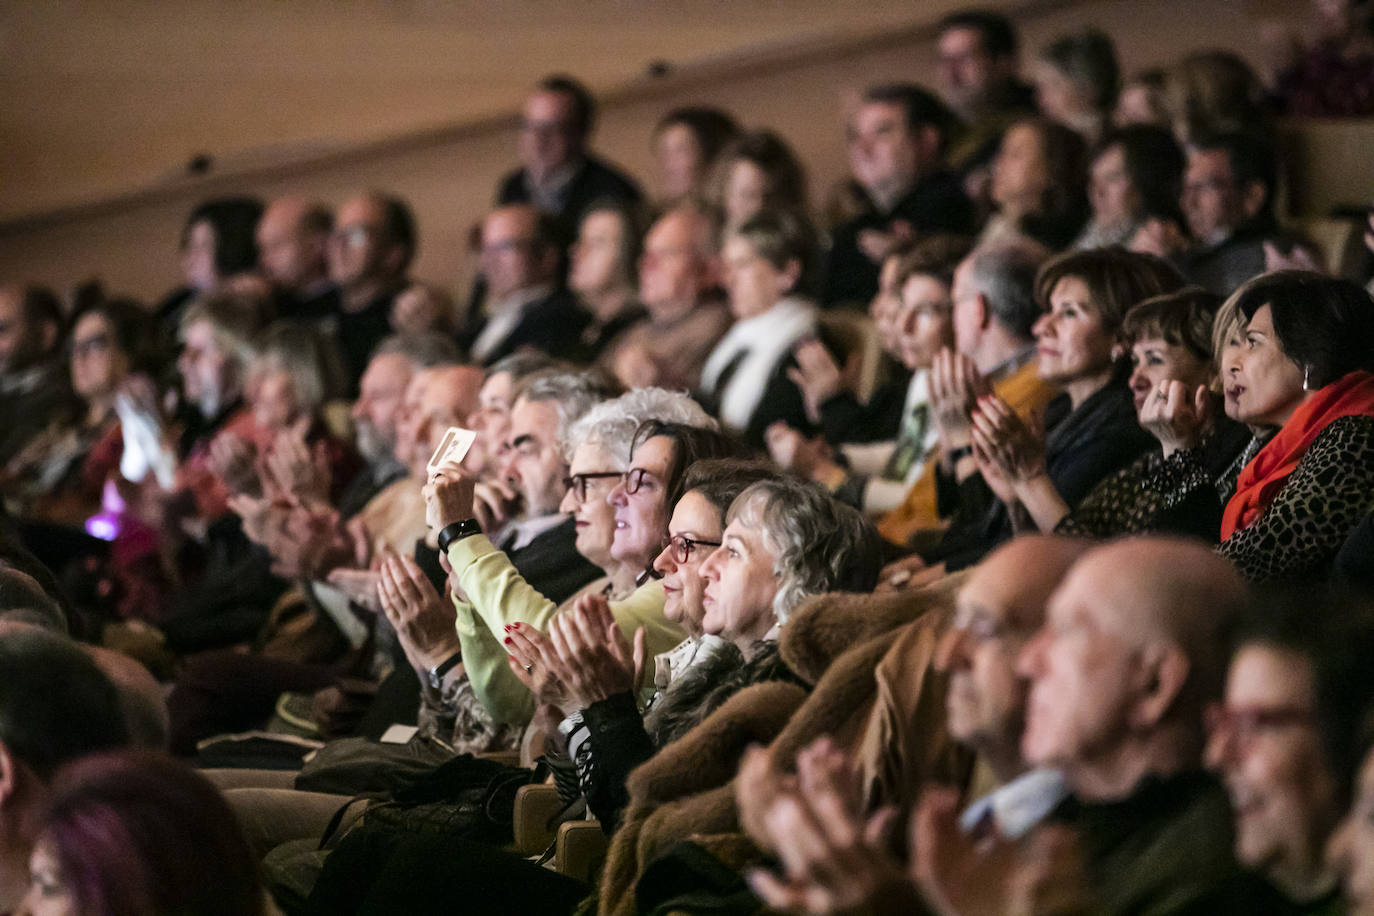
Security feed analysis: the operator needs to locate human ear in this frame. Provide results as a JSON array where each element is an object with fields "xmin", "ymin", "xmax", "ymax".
[{"xmin": 1129, "ymin": 645, "xmax": 1190, "ymax": 730}]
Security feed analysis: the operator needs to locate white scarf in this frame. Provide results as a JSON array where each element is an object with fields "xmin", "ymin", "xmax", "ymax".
[{"xmin": 700, "ymin": 297, "xmax": 816, "ymax": 431}]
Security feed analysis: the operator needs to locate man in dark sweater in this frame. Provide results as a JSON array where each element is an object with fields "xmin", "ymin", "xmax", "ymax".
[
  {"xmin": 324, "ymin": 192, "xmax": 416, "ymax": 393},
  {"xmin": 495, "ymin": 74, "xmax": 641, "ymax": 247},
  {"xmin": 823, "ymin": 84, "xmax": 975, "ymax": 309}
]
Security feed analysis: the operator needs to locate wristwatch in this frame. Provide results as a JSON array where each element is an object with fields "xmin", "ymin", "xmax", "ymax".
[
  {"xmin": 426, "ymin": 650, "xmax": 463, "ymax": 689},
  {"xmin": 436, "ymin": 518, "xmax": 482, "ymax": 554},
  {"xmin": 946, "ymin": 445, "xmax": 974, "ymax": 464}
]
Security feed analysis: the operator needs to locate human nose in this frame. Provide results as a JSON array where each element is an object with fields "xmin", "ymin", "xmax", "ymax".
[
  {"xmin": 1016, "ymin": 628, "xmax": 1046, "ymax": 678},
  {"xmin": 1032, "ymin": 312, "xmax": 1051, "ymax": 339},
  {"xmin": 607, "ymin": 477, "xmax": 628, "ymax": 508},
  {"xmin": 699, "ymin": 547, "xmax": 722, "ymax": 581},
  {"xmin": 559, "ymin": 485, "xmax": 578, "ymax": 515},
  {"xmin": 652, "ymin": 541, "xmax": 676, "ymax": 577},
  {"xmin": 934, "ymin": 625, "xmax": 967, "ymax": 673}
]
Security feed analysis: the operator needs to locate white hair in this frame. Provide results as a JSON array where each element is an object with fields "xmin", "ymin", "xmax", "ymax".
[{"xmin": 559, "ymin": 387, "xmax": 715, "ymax": 463}]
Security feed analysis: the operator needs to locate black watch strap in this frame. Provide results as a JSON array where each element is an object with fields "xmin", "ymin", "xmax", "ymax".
[
  {"xmin": 436, "ymin": 518, "xmax": 482, "ymax": 554},
  {"xmin": 946, "ymin": 445, "xmax": 974, "ymax": 464},
  {"xmin": 427, "ymin": 650, "xmax": 463, "ymax": 689}
]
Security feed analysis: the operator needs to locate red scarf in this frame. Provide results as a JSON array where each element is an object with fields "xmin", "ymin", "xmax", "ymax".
[{"xmin": 1221, "ymin": 370, "xmax": 1374, "ymax": 540}]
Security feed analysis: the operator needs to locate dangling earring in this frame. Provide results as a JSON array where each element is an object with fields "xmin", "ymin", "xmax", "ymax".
[{"xmin": 1303, "ymin": 365, "xmax": 1313, "ymax": 391}]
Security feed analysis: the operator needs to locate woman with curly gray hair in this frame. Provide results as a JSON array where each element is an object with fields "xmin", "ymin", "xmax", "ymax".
[{"xmin": 700, "ymin": 475, "xmax": 882, "ymax": 654}]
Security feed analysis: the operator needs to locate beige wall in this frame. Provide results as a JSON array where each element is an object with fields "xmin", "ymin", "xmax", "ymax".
[{"xmin": 0, "ymin": 0, "xmax": 1279, "ymax": 304}]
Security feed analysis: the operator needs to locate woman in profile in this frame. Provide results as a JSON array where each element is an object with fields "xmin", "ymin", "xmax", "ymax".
[{"xmin": 20, "ymin": 750, "xmax": 266, "ymax": 916}]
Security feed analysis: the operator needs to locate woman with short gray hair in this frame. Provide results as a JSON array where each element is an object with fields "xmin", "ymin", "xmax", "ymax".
[{"xmin": 701, "ymin": 475, "xmax": 882, "ymax": 653}]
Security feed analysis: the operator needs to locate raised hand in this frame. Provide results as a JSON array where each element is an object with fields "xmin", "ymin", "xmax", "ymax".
[
  {"xmin": 1137, "ymin": 379, "xmax": 1211, "ymax": 458},
  {"xmin": 262, "ymin": 419, "xmax": 331, "ymax": 507},
  {"xmin": 378, "ymin": 550, "xmax": 462, "ymax": 673},
  {"xmin": 504, "ymin": 621, "xmax": 575, "ymax": 712},
  {"xmin": 930, "ymin": 348, "xmax": 989, "ymax": 450},
  {"xmin": 765, "ymin": 421, "xmax": 833, "ymax": 479},
  {"xmin": 423, "ymin": 463, "xmax": 477, "ymax": 532},
  {"xmin": 787, "ymin": 338, "xmax": 845, "ymax": 423}
]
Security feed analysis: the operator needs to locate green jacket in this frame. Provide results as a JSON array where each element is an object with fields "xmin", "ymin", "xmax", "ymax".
[{"xmin": 447, "ymin": 534, "xmax": 685, "ymax": 725}]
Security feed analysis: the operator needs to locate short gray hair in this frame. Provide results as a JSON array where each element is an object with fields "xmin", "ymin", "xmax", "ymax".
[
  {"xmin": 516, "ymin": 370, "xmax": 617, "ymax": 444},
  {"xmin": 560, "ymin": 388, "xmax": 715, "ymax": 463},
  {"xmin": 966, "ymin": 241, "xmax": 1047, "ymax": 341},
  {"xmin": 726, "ymin": 476, "xmax": 882, "ymax": 624}
]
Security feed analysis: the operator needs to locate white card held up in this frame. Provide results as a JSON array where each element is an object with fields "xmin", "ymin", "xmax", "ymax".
[{"xmin": 427, "ymin": 426, "xmax": 476, "ymax": 476}]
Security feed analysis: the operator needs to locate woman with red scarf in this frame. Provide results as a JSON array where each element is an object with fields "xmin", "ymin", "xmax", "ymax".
[{"xmin": 1218, "ymin": 271, "xmax": 1374, "ymax": 582}]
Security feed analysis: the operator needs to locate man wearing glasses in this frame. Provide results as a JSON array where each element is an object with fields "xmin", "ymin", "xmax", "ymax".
[
  {"xmin": 462, "ymin": 204, "xmax": 592, "ymax": 366},
  {"xmin": 495, "ymin": 75, "xmax": 641, "ymax": 244}
]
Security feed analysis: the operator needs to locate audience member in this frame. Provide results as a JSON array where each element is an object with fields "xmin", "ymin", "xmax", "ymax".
[
  {"xmin": 1055, "ymin": 287, "xmax": 1250, "ymax": 540},
  {"xmin": 1217, "ymin": 271, "xmax": 1374, "ymax": 582},
  {"xmin": 981, "ymin": 116, "xmax": 1089, "ymax": 251},
  {"xmin": 651, "ymin": 106, "xmax": 741, "ymax": 207},
  {"xmin": 1273, "ymin": 0, "xmax": 1374, "ymax": 117},
  {"xmin": 916, "ymin": 539, "xmax": 1266, "ymax": 913},
  {"xmin": 1075, "ymin": 124, "xmax": 1186, "ymax": 251},
  {"xmin": 496, "ymin": 74, "xmax": 642, "ymax": 243},
  {"xmin": 963, "ymin": 248, "xmax": 1176, "ymax": 544},
  {"xmin": 699, "ymin": 211, "xmax": 820, "ymax": 447},
  {"xmin": 3, "ymin": 298, "xmax": 156, "ymax": 526},
  {"xmin": 507, "ymin": 458, "xmax": 776, "ymax": 830},
  {"xmin": 936, "ymin": 9, "xmax": 1038, "ymax": 193},
  {"xmin": 1329, "ymin": 701, "xmax": 1374, "ymax": 915},
  {"xmin": 823, "ymin": 84, "xmax": 974, "ymax": 308},
  {"xmin": 1205, "ymin": 596, "xmax": 1374, "ymax": 910},
  {"xmin": 0, "ymin": 626, "xmax": 129, "ymax": 913},
  {"xmin": 707, "ymin": 130, "xmax": 810, "ymax": 242},
  {"xmin": 1136, "ymin": 131, "xmax": 1280, "ymax": 296},
  {"xmin": 771, "ymin": 236, "xmax": 973, "ymax": 517},
  {"xmin": 1167, "ymin": 50, "xmax": 1268, "ymax": 144},
  {"xmin": 21, "ymin": 750, "xmax": 266, "ymax": 916},
  {"xmin": 876, "ymin": 240, "xmax": 1054, "ymax": 556},
  {"xmin": 567, "ymin": 201, "xmax": 646, "ymax": 361},
  {"xmin": 157, "ymin": 197, "xmax": 264, "ymax": 326},
  {"xmin": 461, "ymin": 204, "xmax": 591, "ymax": 365},
  {"xmin": 1114, "ymin": 66, "xmax": 1171, "ymax": 128},
  {"xmin": 740, "ymin": 536, "xmax": 1091, "ymax": 914},
  {"xmin": 599, "ymin": 205, "xmax": 731, "ymax": 393},
  {"xmin": 325, "ymin": 191, "xmax": 416, "ymax": 391},
  {"xmin": 0, "ymin": 285, "xmax": 73, "ymax": 470},
  {"xmin": 1033, "ymin": 28, "xmax": 1120, "ymax": 147},
  {"xmin": 255, "ymin": 195, "xmax": 337, "ymax": 322}
]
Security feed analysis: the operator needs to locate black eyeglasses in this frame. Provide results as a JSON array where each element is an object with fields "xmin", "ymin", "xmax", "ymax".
[
  {"xmin": 624, "ymin": 467, "xmax": 659, "ymax": 496},
  {"xmin": 668, "ymin": 534, "xmax": 721, "ymax": 564},
  {"xmin": 563, "ymin": 471, "xmax": 623, "ymax": 502}
]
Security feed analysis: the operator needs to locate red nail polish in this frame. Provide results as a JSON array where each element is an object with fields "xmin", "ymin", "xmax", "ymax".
[{"xmin": 504, "ymin": 637, "xmax": 512, "ymax": 644}]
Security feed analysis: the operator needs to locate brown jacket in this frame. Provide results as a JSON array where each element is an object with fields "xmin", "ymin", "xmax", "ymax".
[{"xmin": 597, "ymin": 575, "xmax": 969, "ymax": 915}]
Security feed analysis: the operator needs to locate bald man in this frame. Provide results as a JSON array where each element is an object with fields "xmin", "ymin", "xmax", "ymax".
[
  {"xmin": 599, "ymin": 205, "xmax": 730, "ymax": 393},
  {"xmin": 256, "ymin": 195, "xmax": 337, "ymax": 322},
  {"xmin": 461, "ymin": 204, "xmax": 591, "ymax": 365},
  {"xmin": 1013, "ymin": 536, "xmax": 1277, "ymax": 913}
]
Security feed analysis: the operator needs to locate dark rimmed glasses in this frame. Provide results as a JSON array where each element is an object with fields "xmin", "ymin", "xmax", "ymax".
[
  {"xmin": 563, "ymin": 471, "xmax": 624, "ymax": 502},
  {"xmin": 667, "ymin": 534, "xmax": 721, "ymax": 564}
]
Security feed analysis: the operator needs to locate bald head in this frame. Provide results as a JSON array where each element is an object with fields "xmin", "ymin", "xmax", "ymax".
[
  {"xmin": 1019, "ymin": 537, "xmax": 1246, "ymax": 799},
  {"xmin": 937, "ymin": 536, "xmax": 1092, "ymax": 771},
  {"xmin": 481, "ymin": 205, "xmax": 558, "ymax": 301},
  {"xmin": 638, "ymin": 206, "xmax": 716, "ymax": 318},
  {"xmin": 256, "ymin": 196, "xmax": 332, "ymax": 291}
]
